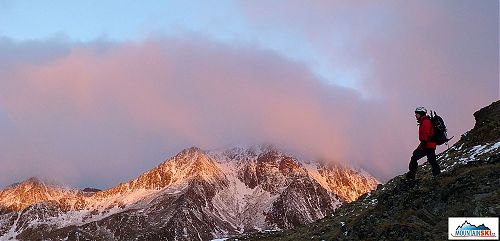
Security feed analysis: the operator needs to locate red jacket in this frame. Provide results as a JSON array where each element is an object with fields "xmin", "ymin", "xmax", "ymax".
[{"xmin": 418, "ymin": 115, "xmax": 437, "ymax": 149}]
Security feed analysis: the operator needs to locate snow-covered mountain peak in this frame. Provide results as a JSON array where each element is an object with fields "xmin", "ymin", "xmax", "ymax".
[
  {"xmin": 174, "ymin": 146, "xmax": 205, "ymax": 159},
  {"xmin": 0, "ymin": 144, "xmax": 380, "ymax": 241},
  {"xmin": 208, "ymin": 145, "xmax": 378, "ymax": 200},
  {"xmin": 95, "ymin": 146, "xmax": 227, "ymax": 199},
  {"xmin": 6, "ymin": 177, "xmax": 62, "ymax": 190},
  {"xmin": 302, "ymin": 161, "xmax": 379, "ymax": 202},
  {"xmin": 0, "ymin": 177, "xmax": 83, "ymax": 212},
  {"xmin": 163, "ymin": 147, "xmax": 227, "ymax": 184}
]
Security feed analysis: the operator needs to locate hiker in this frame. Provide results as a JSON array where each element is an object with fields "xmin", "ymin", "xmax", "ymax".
[{"xmin": 406, "ymin": 107, "xmax": 441, "ymax": 180}]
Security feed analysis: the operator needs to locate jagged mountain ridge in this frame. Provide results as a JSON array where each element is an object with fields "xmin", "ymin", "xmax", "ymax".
[
  {"xmin": 239, "ymin": 100, "xmax": 500, "ymax": 241},
  {"xmin": 0, "ymin": 145, "xmax": 378, "ymax": 241}
]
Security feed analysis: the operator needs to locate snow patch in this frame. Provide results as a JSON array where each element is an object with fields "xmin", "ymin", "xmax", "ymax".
[
  {"xmin": 443, "ymin": 141, "xmax": 500, "ymax": 172},
  {"xmin": 303, "ymin": 163, "xmax": 332, "ymax": 192},
  {"xmin": 2, "ymin": 212, "xmax": 21, "ymax": 240}
]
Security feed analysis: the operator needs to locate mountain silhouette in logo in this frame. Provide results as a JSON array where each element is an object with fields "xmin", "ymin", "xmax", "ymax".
[{"xmin": 456, "ymin": 221, "xmax": 491, "ymax": 231}]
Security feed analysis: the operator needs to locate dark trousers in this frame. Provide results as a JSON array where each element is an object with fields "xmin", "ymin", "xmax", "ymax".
[{"xmin": 408, "ymin": 147, "xmax": 441, "ymax": 178}]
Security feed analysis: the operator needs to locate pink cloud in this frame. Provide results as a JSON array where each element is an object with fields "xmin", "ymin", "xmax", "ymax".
[
  {"xmin": 237, "ymin": 0, "xmax": 498, "ymax": 175},
  {"xmin": 0, "ymin": 0, "xmax": 497, "ymax": 188},
  {"xmin": 0, "ymin": 38, "xmax": 368, "ymax": 188}
]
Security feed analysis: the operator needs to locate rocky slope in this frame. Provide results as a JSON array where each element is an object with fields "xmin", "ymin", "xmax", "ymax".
[
  {"xmin": 0, "ymin": 145, "xmax": 378, "ymax": 241},
  {"xmin": 237, "ymin": 100, "xmax": 500, "ymax": 241}
]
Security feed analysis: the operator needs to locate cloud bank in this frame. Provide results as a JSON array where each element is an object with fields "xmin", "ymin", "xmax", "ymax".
[{"xmin": 0, "ymin": 1, "xmax": 497, "ymax": 188}]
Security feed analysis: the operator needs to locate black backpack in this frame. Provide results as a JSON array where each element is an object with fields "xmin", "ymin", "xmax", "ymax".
[{"xmin": 430, "ymin": 111, "xmax": 453, "ymax": 145}]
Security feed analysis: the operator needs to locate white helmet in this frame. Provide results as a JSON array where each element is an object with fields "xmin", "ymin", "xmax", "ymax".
[{"xmin": 415, "ymin": 106, "xmax": 427, "ymax": 113}]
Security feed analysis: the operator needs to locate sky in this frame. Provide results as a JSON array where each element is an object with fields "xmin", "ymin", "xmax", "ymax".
[{"xmin": 0, "ymin": 0, "xmax": 498, "ymax": 189}]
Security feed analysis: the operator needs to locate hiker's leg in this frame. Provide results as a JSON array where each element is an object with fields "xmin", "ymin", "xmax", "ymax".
[
  {"xmin": 408, "ymin": 148, "xmax": 426, "ymax": 178},
  {"xmin": 426, "ymin": 149, "xmax": 441, "ymax": 176}
]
